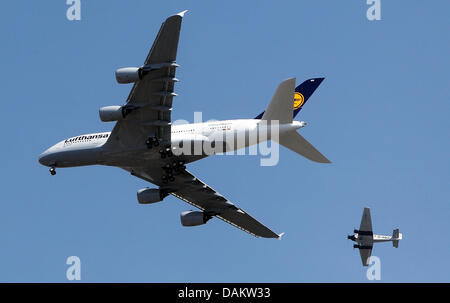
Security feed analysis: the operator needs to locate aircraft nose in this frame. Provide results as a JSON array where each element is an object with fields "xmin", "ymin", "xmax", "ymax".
[{"xmin": 38, "ymin": 150, "xmax": 52, "ymax": 166}]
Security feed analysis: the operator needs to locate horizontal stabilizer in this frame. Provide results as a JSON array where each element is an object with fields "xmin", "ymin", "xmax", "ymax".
[
  {"xmin": 392, "ymin": 228, "xmax": 401, "ymax": 248},
  {"xmin": 274, "ymin": 130, "xmax": 331, "ymax": 163}
]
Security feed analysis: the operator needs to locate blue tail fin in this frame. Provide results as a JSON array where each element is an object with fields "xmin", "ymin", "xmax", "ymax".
[{"xmin": 254, "ymin": 77, "xmax": 324, "ymax": 119}]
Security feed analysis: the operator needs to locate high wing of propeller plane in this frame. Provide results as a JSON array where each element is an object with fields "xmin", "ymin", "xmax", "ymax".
[{"xmin": 38, "ymin": 10, "xmax": 330, "ymax": 238}]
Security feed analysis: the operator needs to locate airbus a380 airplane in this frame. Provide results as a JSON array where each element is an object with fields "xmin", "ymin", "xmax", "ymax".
[{"xmin": 38, "ymin": 11, "xmax": 330, "ymax": 238}]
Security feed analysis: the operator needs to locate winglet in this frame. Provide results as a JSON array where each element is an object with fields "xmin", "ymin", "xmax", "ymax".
[
  {"xmin": 278, "ymin": 232, "xmax": 285, "ymax": 240},
  {"xmin": 177, "ymin": 10, "xmax": 188, "ymax": 17}
]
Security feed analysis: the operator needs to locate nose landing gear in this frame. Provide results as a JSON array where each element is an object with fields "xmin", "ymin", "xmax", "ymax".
[{"xmin": 49, "ymin": 167, "xmax": 56, "ymax": 175}]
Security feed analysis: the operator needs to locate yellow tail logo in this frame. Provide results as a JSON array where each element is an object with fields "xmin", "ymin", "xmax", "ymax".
[{"xmin": 293, "ymin": 92, "xmax": 305, "ymax": 110}]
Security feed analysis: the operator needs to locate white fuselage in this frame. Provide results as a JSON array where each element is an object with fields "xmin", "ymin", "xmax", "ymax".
[
  {"xmin": 39, "ymin": 119, "xmax": 305, "ymax": 168},
  {"xmin": 352, "ymin": 233, "xmax": 396, "ymax": 244}
]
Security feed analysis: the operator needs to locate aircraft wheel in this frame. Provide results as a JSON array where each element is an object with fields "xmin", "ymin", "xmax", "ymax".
[{"xmin": 49, "ymin": 167, "xmax": 56, "ymax": 175}]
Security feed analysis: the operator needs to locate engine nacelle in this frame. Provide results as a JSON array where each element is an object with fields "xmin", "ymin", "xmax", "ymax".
[
  {"xmin": 115, "ymin": 67, "xmax": 144, "ymax": 84},
  {"xmin": 99, "ymin": 105, "xmax": 124, "ymax": 122},
  {"xmin": 180, "ymin": 211, "xmax": 211, "ymax": 227},
  {"xmin": 137, "ymin": 188, "xmax": 166, "ymax": 204}
]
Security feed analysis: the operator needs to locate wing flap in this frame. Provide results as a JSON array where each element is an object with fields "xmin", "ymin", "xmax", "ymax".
[
  {"xmin": 216, "ymin": 210, "xmax": 280, "ymax": 238},
  {"xmin": 171, "ymin": 190, "xmax": 279, "ymax": 238},
  {"xmin": 170, "ymin": 170, "xmax": 280, "ymax": 238},
  {"xmin": 107, "ymin": 11, "xmax": 187, "ymax": 150},
  {"xmin": 131, "ymin": 167, "xmax": 281, "ymax": 238}
]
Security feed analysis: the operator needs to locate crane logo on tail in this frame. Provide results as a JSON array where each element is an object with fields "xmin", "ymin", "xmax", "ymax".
[{"xmin": 293, "ymin": 92, "xmax": 305, "ymax": 110}]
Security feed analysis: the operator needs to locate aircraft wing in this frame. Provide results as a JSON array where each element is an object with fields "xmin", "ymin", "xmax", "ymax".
[
  {"xmin": 129, "ymin": 167, "xmax": 282, "ymax": 238},
  {"xmin": 108, "ymin": 11, "xmax": 187, "ymax": 149},
  {"xmin": 359, "ymin": 207, "xmax": 373, "ymax": 233},
  {"xmin": 359, "ymin": 246, "xmax": 373, "ymax": 266}
]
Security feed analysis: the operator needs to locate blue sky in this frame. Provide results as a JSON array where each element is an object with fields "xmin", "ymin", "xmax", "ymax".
[{"xmin": 1, "ymin": 1, "xmax": 449, "ymax": 282}]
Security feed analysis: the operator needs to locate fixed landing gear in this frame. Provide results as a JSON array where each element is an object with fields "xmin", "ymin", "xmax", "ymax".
[{"xmin": 49, "ymin": 167, "xmax": 56, "ymax": 175}]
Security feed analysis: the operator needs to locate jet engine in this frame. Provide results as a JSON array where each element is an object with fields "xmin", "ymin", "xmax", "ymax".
[
  {"xmin": 180, "ymin": 211, "xmax": 212, "ymax": 227},
  {"xmin": 115, "ymin": 67, "xmax": 144, "ymax": 84},
  {"xmin": 99, "ymin": 105, "xmax": 136, "ymax": 122},
  {"xmin": 137, "ymin": 188, "xmax": 167, "ymax": 204},
  {"xmin": 99, "ymin": 106, "xmax": 125, "ymax": 122}
]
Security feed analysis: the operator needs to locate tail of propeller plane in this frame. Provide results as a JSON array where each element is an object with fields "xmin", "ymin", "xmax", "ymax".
[{"xmin": 392, "ymin": 228, "xmax": 402, "ymax": 248}]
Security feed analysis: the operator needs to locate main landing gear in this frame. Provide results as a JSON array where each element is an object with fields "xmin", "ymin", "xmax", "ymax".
[
  {"xmin": 159, "ymin": 147, "xmax": 173, "ymax": 159},
  {"xmin": 161, "ymin": 174, "xmax": 175, "ymax": 184},
  {"xmin": 161, "ymin": 160, "xmax": 186, "ymax": 184},
  {"xmin": 49, "ymin": 167, "xmax": 56, "ymax": 175},
  {"xmin": 145, "ymin": 137, "xmax": 174, "ymax": 159},
  {"xmin": 145, "ymin": 136, "xmax": 160, "ymax": 148}
]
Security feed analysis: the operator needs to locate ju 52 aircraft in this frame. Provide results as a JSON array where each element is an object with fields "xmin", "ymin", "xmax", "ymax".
[
  {"xmin": 38, "ymin": 11, "xmax": 330, "ymax": 238},
  {"xmin": 348, "ymin": 208, "xmax": 402, "ymax": 266}
]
